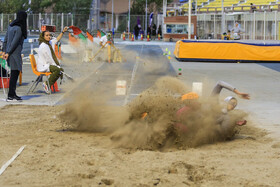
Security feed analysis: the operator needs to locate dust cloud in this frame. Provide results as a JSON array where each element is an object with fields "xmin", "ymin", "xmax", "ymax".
[
  {"xmin": 60, "ymin": 39, "xmax": 248, "ymax": 149},
  {"xmin": 59, "ymin": 76, "xmax": 248, "ymax": 150}
]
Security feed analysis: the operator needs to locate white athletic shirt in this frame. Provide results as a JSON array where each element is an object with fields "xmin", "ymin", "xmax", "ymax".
[
  {"xmin": 100, "ymin": 35, "xmax": 108, "ymax": 47},
  {"xmin": 37, "ymin": 38, "xmax": 58, "ymax": 72}
]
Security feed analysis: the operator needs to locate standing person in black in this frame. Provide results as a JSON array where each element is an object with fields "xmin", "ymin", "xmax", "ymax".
[
  {"xmin": 134, "ymin": 24, "xmax": 139, "ymax": 40},
  {"xmin": 2, "ymin": 11, "xmax": 27, "ymax": 102},
  {"xmin": 157, "ymin": 25, "xmax": 162, "ymax": 38},
  {"xmin": 152, "ymin": 23, "xmax": 157, "ymax": 40},
  {"xmin": 147, "ymin": 26, "xmax": 151, "ymax": 39}
]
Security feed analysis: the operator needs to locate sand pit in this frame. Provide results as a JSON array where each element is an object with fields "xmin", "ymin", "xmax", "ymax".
[
  {"xmin": 59, "ymin": 77, "xmax": 250, "ymax": 150},
  {"xmin": 1, "ymin": 104, "xmax": 280, "ymax": 186}
]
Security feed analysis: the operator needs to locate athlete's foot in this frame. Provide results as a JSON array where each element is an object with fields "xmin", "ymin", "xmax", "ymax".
[{"xmin": 236, "ymin": 120, "xmax": 247, "ymax": 126}]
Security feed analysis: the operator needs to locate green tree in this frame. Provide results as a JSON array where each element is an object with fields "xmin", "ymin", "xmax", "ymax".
[
  {"xmin": 0, "ymin": 0, "xmax": 54, "ymax": 13},
  {"xmin": 52, "ymin": 0, "xmax": 92, "ymax": 14},
  {"xmin": 0, "ymin": 0, "xmax": 29, "ymax": 14},
  {"xmin": 0, "ymin": 0, "xmax": 93, "ymax": 14},
  {"xmin": 29, "ymin": 0, "xmax": 53, "ymax": 13},
  {"xmin": 130, "ymin": 0, "xmax": 173, "ymax": 15}
]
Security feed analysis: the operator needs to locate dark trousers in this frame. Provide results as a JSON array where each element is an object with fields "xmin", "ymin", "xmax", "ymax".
[
  {"xmin": 49, "ymin": 65, "xmax": 62, "ymax": 86},
  {"xmin": 8, "ymin": 70, "xmax": 20, "ymax": 97}
]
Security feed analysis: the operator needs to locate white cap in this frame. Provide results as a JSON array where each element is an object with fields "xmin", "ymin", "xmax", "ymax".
[{"xmin": 224, "ymin": 96, "xmax": 237, "ymax": 109}]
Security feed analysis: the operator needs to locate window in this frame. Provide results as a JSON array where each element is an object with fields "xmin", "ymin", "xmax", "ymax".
[{"xmin": 166, "ymin": 24, "xmax": 194, "ymax": 34}]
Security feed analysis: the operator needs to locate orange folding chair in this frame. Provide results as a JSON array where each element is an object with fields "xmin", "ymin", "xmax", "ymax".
[{"xmin": 27, "ymin": 54, "xmax": 52, "ymax": 94}]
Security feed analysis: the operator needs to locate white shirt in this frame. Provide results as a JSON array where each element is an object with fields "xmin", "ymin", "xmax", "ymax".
[
  {"xmin": 37, "ymin": 38, "xmax": 58, "ymax": 72},
  {"xmin": 100, "ymin": 35, "xmax": 108, "ymax": 47},
  {"xmin": 232, "ymin": 27, "xmax": 244, "ymax": 40}
]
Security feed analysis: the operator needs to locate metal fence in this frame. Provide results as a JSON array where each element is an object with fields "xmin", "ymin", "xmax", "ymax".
[
  {"xmin": 197, "ymin": 11, "xmax": 280, "ymax": 40},
  {"xmin": 0, "ymin": 13, "xmax": 88, "ymax": 33},
  {"xmin": 1, "ymin": 12, "xmax": 279, "ymax": 40},
  {"xmin": 0, "ymin": 13, "xmax": 163, "ymax": 35},
  {"xmin": 99, "ymin": 14, "xmax": 162, "ymax": 33}
]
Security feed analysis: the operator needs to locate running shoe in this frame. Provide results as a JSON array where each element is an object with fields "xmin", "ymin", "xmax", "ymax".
[
  {"xmin": 6, "ymin": 96, "xmax": 23, "ymax": 102},
  {"xmin": 42, "ymin": 82, "xmax": 50, "ymax": 94},
  {"xmin": 14, "ymin": 95, "xmax": 23, "ymax": 101}
]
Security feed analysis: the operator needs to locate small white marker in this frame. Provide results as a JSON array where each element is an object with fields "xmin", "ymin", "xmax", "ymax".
[
  {"xmin": 192, "ymin": 82, "xmax": 203, "ymax": 96},
  {"xmin": 116, "ymin": 80, "xmax": 127, "ymax": 95}
]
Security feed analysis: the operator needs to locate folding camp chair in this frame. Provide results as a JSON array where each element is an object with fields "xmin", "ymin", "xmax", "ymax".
[
  {"xmin": 0, "ymin": 57, "xmax": 10, "ymax": 96},
  {"xmin": 27, "ymin": 54, "xmax": 52, "ymax": 94}
]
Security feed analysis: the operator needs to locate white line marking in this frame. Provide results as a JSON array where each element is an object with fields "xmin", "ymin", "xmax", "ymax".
[
  {"xmin": 101, "ymin": 73, "xmax": 132, "ymax": 76},
  {"xmin": 0, "ymin": 145, "xmax": 26, "ymax": 176},
  {"xmin": 115, "ymin": 41, "xmax": 175, "ymax": 46},
  {"xmin": 123, "ymin": 45, "xmax": 144, "ymax": 105}
]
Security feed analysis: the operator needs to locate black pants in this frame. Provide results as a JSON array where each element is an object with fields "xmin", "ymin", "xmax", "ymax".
[{"xmin": 8, "ymin": 70, "xmax": 20, "ymax": 97}]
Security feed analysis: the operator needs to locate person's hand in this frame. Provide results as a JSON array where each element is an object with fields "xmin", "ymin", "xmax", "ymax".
[
  {"xmin": 238, "ymin": 92, "xmax": 250, "ymax": 100},
  {"xmin": 63, "ymin": 27, "xmax": 68, "ymax": 33},
  {"xmin": 0, "ymin": 51, "xmax": 3, "ymax": 56},
  {"xmin": 4, "ymin": 53, "xmax": 9, "ymax": 60},
  {"xmin": 234, "ymin": 89, "xmax": 250, "ymax": 100}
]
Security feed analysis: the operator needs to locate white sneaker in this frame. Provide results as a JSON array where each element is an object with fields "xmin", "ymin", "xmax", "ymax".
[{"xmin": 42, "ymin": 82, "xmax": 50, "ymax": 94}]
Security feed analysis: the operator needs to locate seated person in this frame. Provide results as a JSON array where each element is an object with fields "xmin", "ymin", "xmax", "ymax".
[
  {"xmin": 99, "ymin": 31, "xmax": 108, "ymax": 47},
  {"xmin": 231, "ymin": 22, "xmax": 244, "ymax": 40},
  {"xmin": 99, "ymin": 32, "xmax": 113, "ymax": 47},
  {"xmin": 37, "ymin": 27, "xmax": 68, "ymax": 93},
  {"xmin": 251, "ymin": 3, "xmax": 257, "ymax": 12},
  {"xmin": 227, "ymin": 30, "xmax": 232, "ymax": 40}
]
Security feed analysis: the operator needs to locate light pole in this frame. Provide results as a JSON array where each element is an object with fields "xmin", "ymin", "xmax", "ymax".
[
  {"xmin": 195, "ymin": 0, "xmax": 197, "ymax": 15},
  {"xmin": 111, "ymin": 0, "xmax": 114, "ymax": 31},
  {"xmin": 221, "ymin": 0, "xmax": 225, "ymax": 35},
  {"xmin": 163, "ymin": 0, "xmax": 167, "ymax": 39},
  {"xmin": 128, "ymin": 0, "xmax": 130, "ymax": 34},
  {"xmin": 145, "ymin": 0, "xmax": 147, "ymax": 36},
  {"xmin": 188, "ymin": 0, "xmax": 191, "ymax": 39}
]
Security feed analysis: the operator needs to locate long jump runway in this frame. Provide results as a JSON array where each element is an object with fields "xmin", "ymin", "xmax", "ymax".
[{"xmin": 56, "ymin": 44, "xmax": 176, "ymax": 106}]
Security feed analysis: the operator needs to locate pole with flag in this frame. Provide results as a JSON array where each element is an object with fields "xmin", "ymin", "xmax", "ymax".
[
  {"xmin": 86, "ymin": 32, "xmax": 94, "ymax": 42},
  {"xmin": 149, "ymin": 12, "xmax": 153, "ymax": 26},
  {"xmin": 69, "ymin": 26, "xmax": 87, "ymax": 42}
]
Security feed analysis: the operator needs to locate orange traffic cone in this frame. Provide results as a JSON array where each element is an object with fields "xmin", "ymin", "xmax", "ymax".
[
  {"xmin": 141, "ymin": 34, "xmax": 143, "ymax": 41},
  {"xmin": 147, "ymin": 35, "xmax": 150, "ymax": 42},
  {"xmin": 132, "ymin": 34, "xmax": 134, "ymax": 41},
  {"xmin": 123, "ymin": 32, "xmax": 125, "ymax": 40},
  {"xmin": 158, "ymin": 34, "xmax": 161, "ymax": 40}
]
